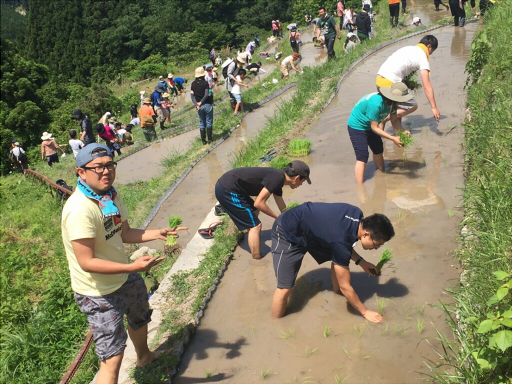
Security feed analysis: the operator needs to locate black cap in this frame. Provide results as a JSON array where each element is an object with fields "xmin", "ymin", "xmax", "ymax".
[
  {"xmin": 286, "ymin": 160, "xmax": 311, "ymax": 184},
  {"xmin": 71, "ymin": 108, "xmax": 84, "ymax": 120},
  {"xmin": 363, "ymin": 3, "xmax": 370, "ymax": 10}
]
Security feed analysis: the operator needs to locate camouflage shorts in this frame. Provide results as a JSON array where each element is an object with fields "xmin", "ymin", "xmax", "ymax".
[{"xmin": 74, "ymin": 273, "xmax": 152, "ymax": 361}]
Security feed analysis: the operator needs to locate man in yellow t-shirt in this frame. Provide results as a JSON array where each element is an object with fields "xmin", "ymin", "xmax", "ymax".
[{"xmin": 62, "ymin": 143, "xmax": 187, "ymax": 384}]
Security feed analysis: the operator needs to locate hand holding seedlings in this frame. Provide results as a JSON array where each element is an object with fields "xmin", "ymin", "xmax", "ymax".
[
  {"xmin": 163, "ymin": 216, "xmax": 188, "ymax": 245},
  {"xmin": 376, "ymin": 249, "xmax": 393, "ymax": 275}
]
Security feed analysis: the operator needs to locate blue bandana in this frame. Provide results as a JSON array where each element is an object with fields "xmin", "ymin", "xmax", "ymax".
[{"xmin": 76, "ymin": 177, "xmax": 119, "ymax": 218}]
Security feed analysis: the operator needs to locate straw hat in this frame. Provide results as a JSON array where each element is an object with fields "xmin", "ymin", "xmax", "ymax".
[
  {"xmin": 168, "ymin": 73, "xmax": 173, "ymax": 78},
  {"xmin": 163, "ymin": 92, "xmax": 170, "ymax": 98},
  {"xmin": 143, "ymin": 97, "xmax": 152, "ymax": 104},
  {"xmin": 379, "ymin": 83, "xmax": 413, "ymax": 103},
  {"xmin": 194, "ymin": 66, "xmax": 206, "ymax": 77},
  {"xmin": 237, "ymin": 52, "xmax": 249, "ymax": 64},
  {"xmin": 41, "ymin": 132, "xmax": 52, "ymax": 140}
]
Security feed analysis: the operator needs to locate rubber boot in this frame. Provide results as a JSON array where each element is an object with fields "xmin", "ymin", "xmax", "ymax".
[
  {"xmin": 460, "ymin": 17, "xmax": 466, "ymax": 26},
  {"xmin": 394, "ymin": 16, "xmax": 399, "ymax": 27},
  {"xmin": 200, "ymin": 129, "xmax": 207, "ymax": 145},
  {"xmin": 160, "ymin": 120, "xmax": 165, "ymax": 131},
  {"xmin": 206, "ymin": 127, "xmax": 213, "ymax": 144},
  {"xmin": 390, "ymin": 16, "xmax": 394, "ymax": 27}
]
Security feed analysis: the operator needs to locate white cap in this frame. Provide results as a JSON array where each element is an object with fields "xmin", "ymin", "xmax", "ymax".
[
  {"xmin": 412, "ymin": 17, "xmax": 421, "ymax": 24},
  {"xmin": 168, "ymin": 73, "xmax": 173, "ymax": 78},
  {"xmin": 347, "ymin": 32, "xmax": 356, "ymax": 38}
]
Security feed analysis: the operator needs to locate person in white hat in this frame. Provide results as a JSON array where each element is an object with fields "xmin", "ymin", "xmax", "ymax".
[
  {"xmin": 190, "ymin": 67, "xmax": 214, "ymax": 144},
  {"xmin": 41, "ymin": 132, "xmax": 65, "ymax": 167},
  {"xmin": 224, "ymin": 53, "xmax": 249, "ymax": 109},
  {"xmin": 346, "ymin": 82, "xmax": 414, "ymax": 184},
  {"xmin": 343, "ymin": 32, "xmax": 360, "ymax": 53},
  {"xmin": 412, "ymin": 16, "xmax": 422, "ymax": 26},
  {"xmin": 167, "ymin": 73, "xmax": 178, "ymax": 96}
]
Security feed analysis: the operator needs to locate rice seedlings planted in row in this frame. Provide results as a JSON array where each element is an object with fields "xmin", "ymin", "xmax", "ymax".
[
  {"xmin": 204, "ymin": 369, "xmax": 211, "ymax": 378},
  {"xmin": 381, "ymin": 323, "xmax": 390, "ymax": 335},
  {"xmin": 376, "ymin": 249, "xmax": 393, "ymax": 275},
  {"xmin": 334, "ymin": 374, "xmax": 348, "ymax": 384},
  {"xmin": 304, "ymin": 346, "xmax": 318, "ymax": 358},
  {"xmin": 166, "ymin": 216, "xmax": 183, "ymax": 246},
  {"xmin": 351, "ymin": 323, "xmax": 367, "ymax": 336},
  {"xmin": 394, "ymin": 324, "xmax": 410, "ymax": 337},
  {"xmin": 376, "ymin": 297, "xmax": 389, "ymax": 315},
  {"xmin": 417, "ymin": 318, "xmax": 425, "ymax": 334},
  {"xmin": 323, "ymin": 326, "xmax": 331, "ymax": 338},
  {"xmin": 280, "ymin": 328, "xmax": 295, "ymax": 339},
  {"xmin": 285, "ymin": 202, "xmax": 301, "ymax": 211},
  {"xmin": 261, "ymin": 369, "xmax": 270, "ymax": 379},
  {"xmin": 343, "ymin": 349, "xmax": 352, "ymax": 360},
  {"xmin": 288, "ymin": 139, "xmax": 311, "ymax": 156}
]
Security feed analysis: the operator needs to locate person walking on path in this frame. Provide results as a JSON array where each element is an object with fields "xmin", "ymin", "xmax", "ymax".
[
  {"xmin": 190, "ymin": 66, "xmax": 214, "ymax": 145},
  {"xmin": 41, "ymin": 132, "xmax": 65, "ymax": 167},
  {"xmin": 72, "ymin": 109, "xmax": 94, "ymax": 146},
  {"xmin": 225, "ymin": 53, "xmax": 248, "ymax": 110},
  {"xmin": 231, "ymin": 69, "xmax": 249, "ymax": 116},
  {"xmin": 449, "ymin": 0, "xmax": 467, "ymax": 26},
  {"xmin": 289, "ymin": 26, "xmax": 301, "ymax": 53},
  {"xmin": 376, "ymin": 35, "xmax": 440, "ymax": 123},
  {"xmin": 356, "ymin": 4, "xmax": 372, "ymax": 41},
  {"xmin": 280, "ymin": 53, "xmax": 301, "ymax": 78},
  {"xmin": 337, "ymin": 0, "xmax": 345, "ymax": 29},
  {"xmin": 11, "ymin": 141, "xmax": 28, "ymax": 173},
  {"xmin": 69, "ymin": 129, "xmax": 84, "ymax": 158},
  {"xmin": 209, "ymin": 47, "xmax": 217, "ymax": 65},
  {"xmin": 347, "ymin": 83, "xmax": 414, "ymax": 184},
  {"xmin": 317, "ymin": 6, "xmax": 342, "ymax": 60},
  {"xmin": 271, "ymin": 202, "xmax": 394, "ymax": 320},
  {"xmin": 215, "ymin": 161, "xmax": 311, "ymax": 260},
  {"xmin": 61, "ymin": 143, "xmax": 187, "ymax": 384},
  {"xmin": 139, "ymin": 97, "xmax": 157, "ymax": 142},
  {"xmin": 389, "ymin": 0, "xmax": 401, "ymax": 27}
]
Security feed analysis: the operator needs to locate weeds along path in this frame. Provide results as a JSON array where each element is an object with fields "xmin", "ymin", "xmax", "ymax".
[
  {"xmin": 115, "ymin": 32, "xmax": 321, "ymax": 185},
  {"xmin": 173, "ymin": 23, "xmax": 478, "ymax": 383}
]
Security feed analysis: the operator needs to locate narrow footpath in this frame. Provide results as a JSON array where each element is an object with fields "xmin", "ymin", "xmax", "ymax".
[{"xmin": 173, "ymin": 21, "xmax": 477, "ymax": 384}]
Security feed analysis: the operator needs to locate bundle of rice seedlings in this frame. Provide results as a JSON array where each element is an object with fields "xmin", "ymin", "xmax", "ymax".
[
  {"xmin": 285, "ymin": 202, "xmax": 300, "ymax": 211},
  {"xmin": 288, "ymin": 139, "xmax": 311, "ymax": 156},
  {"xmin": 166, "ymin": 216, "xmax": 183, "ymax": 246},
  {"xmin": 376, "ymin": 249, "xmax": 393, "ymax": 275},
  {"xmin": 399, "ymin": 131, "xmax": 415, "ymax": 163},
  {"xmin": 403, "ymin": 71, "xmax": 422, "ymax": 91},
  {"xmin": 270, "ymin": 156, "xmax": 292, "ymax": 170}
]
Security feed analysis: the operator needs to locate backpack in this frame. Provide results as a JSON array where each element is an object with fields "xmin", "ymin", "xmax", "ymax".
[
  {"xmin": 221, "ymin": 59, "xmax": 236, "ymax": 79},
  {"xmin": 55, "ymin": 179, "xmax": 73, "ymax": 200}
]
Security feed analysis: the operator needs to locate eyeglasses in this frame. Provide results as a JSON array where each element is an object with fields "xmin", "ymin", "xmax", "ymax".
[
  {"xmin": 82, "ymin": 162, "xmax": 117, "ymax": 173},
  {"xmin": 371, "ymin": 236, "xmax": 382, "ymax": 250}
]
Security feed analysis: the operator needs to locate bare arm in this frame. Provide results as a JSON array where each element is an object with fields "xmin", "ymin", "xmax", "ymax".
[
  {"xmin": 253, "ymin": 187, "xmax": 280, "ymax": 219},
  {"xmin": 121, "ymin": 221, "xmax": 188, "ymax": 244},
  {"xmin": 273, "ymin": 194, "xmax": 286, "ymax": 213},
  {"xmin": 71, "ymin": 238, "xmax": 163, "ymax": 274},
  {"xmin": 420, "ymin": 69, "xmax": 440, "ymax": 122},
  {"xmin": 333, "ymin": 261, "xmax": 383, "ymax": 323},
  {"xmin": 371, "ymin": 120, "xmax": 403, "ymax": 147}
]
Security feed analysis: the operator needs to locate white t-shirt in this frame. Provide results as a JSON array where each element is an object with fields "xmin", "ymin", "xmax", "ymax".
[
  {"xmin": 378, "ymin": 45, "xmax": 430, "ymax": 83},
  {"xmin": 231, "ymin": 75, "xmax": 242, "ymax": 95},
  {"xmin": 69, "ymin": 139, "xmax": 84, "ymax": 157},
  {"xmin": 282, "ymin": 55, "xmax": 295, "ymax": 66}
]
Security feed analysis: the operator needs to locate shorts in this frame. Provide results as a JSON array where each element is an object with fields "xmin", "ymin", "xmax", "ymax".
[
  {"xmin": 272, "ymin": 216, "xmax": 333, "ymax": 288},
  {"xmin": 47, "ymin": 153, "xmax": 59, "ymax": 166},
  {"xmin": 232, "ymin": 93, "xmax": 242, "ymax": 103},
  {"xmin": 155, "ymin": 106, "xmax": 169, "ymax": 122},
  {"xmin": 396, "ymin": 99, "xmax": 417, "ymax": 111},
  {"xmin": 348, "ymin": 125, "xmax": 384, "ymax": 163},
  {"xmin": 74, "ymin": 273, "xmax": 152, "ymax": 361},
  {"xmin": 215, "ymin": 181, "xmax": 261, "ymax": 231},
  {"xmin": 281, "ymin": 65, "xmax": 289, "ymax": 77}
]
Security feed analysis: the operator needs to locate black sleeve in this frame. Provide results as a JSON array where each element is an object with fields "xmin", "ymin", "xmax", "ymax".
[
  {"xmin": 262, "ymin": 172, "xmax": 284, "ymax": 196},
  {"xmin": 200, "ymin": 83, "xmax": 210, "ymax": 104}
]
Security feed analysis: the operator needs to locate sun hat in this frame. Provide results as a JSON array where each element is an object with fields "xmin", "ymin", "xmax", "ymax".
[
  {"xmin": 194, "ymin": 66, "xmax": 206, "ymax": 77},
  {"xmin": 412, "ymin": 17, "xmax": 421, "ymax": 24},
  {"xmin": 159, "ymin": 75, "xmax": 163, "ymax": 79},
  {"xmin": 285, "ymin": 160, "xmax": 312, "ymax": 184},
  {"xmin": 237, "ymin": 52, "xmax": 249, "ymax": 64},
  {"xmin": 75, "ymin": 143, "xmax": 113, "ymax": 168},
  {"xmin": 14, "ymin": 142, "xmax": 20, "ymax": 146},
  {"xmin": 163, "ymin": 92, "xmax": 170, "ymax": 98},
  {"xmin": 143, "ymin": 97, "xmax": 152, "ymax": 104},
  {"xmin": 379, "ymin": 82, "xmax": 414, "ymax": 103},
  {"xmin": 347, "ymin": 32, "xmax": 356, "ymax": 39},
  {"xmin": 155, "ymin": 84, "xmax": 165, "ymax": 93},
  {"xmin": 168, "ymin": 73, "xmax": 173, "ymax": 78},
  {"xmin": 363, "ymin": 3, "xmax": 371, "ymax": 10},
  {"xmin": 41, "ymin": 132, "xmax": 52, "ymax": 140}
]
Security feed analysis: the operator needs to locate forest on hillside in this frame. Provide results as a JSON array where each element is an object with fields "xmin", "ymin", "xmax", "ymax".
[{"xmin": 0, "ymin": 0, "xmax": 346, "ymax": 174}]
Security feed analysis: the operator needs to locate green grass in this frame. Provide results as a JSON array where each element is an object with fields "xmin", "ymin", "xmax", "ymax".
[
  {"xmin": 423, "ymin": 2, "xmax": 512, "ymax": 382},
  {"xmin": 269, "ymin": 155, "xmax": 292, "ymax": 170}
]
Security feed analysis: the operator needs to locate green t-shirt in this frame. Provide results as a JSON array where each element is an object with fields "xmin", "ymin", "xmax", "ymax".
[
  {"xmin": 318, "ymin": 15, "xmax": 337, "ymax": 39},
  {"xmin": 347, "ymin": 93, "xmax": 395, "ymax": 131}
]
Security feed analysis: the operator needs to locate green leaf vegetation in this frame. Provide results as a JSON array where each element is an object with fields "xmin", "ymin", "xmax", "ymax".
[
  {"xmin": 423, "ymin": 2, "xmax": 512, "ymax": 383},
  {"xmin": 166, "ymin": 216, "xmax": 183, "ymax": 246}
]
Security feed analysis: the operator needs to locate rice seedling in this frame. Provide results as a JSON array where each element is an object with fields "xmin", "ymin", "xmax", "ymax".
[
  {"xmin": 166, "ymin": 216, "xmax": 183, "ymax": 246},
  {"xmin": 323, "ymin": 326, "xmax": 331, "ymax": 338},
  {"xmin": 394, "ymin": 324, "xmax": 410, "ymax": 337},
  {"xmin": 288, "ymin": 139, "xmax": 311, "ymax": 156},
  {"xmin": 363, "ymin": 354, "xmax": 374, "ymax": 359},
  {"xmin": 285, "ymin": 202, "xmax": 301, "ymax": 211},
  {"xmin": 399, "ymin": 130, "xmax": 415, "ymax": 163},
  {"xmin": 381, "ymin": 323, "xmax": 389, "ymax": 335},
  {"xmin": 396, "ymin": 211, "xmax": 403, "ymax": 219},
  {"xmin": 447, "ymin": 209, "xmax": 455, "ymax": 218},
  {"xmin": 416, "ymin": 304, "xmax": 426, "ymax": 315},
  {"xmin": 334, "ymin": 374, "xmax": 348, "ymax": 384},
  {"xmin": 417, "ymin": 318, "xmax": 425, "ymax": 334},
  {"xmin": 376, "ymin": 249, "xmax": 393, "ymax": 275},
  {"xmin": 280, "ymin": 328, "xmax": 295, "ymax": 339},
  {"xmin": 376, "ymin": 297, "xmax": 389, "ymax": 315},
  {"xmin": 351, "ymin": 323, "xmax": 367, "ymax": 336},
  {"xmin": 343, "ymin": 349, "xmax": 352, "ymax": 360},
  {"xmin": 261, "ymin": 369, "xmax": 270, "ymax": 379},
  {"xmin": 251, "ymin": 325, "xmax": 255, "ymax": 334},
  {"xmin": 304, "ymin": 346, "xmax": 318, "ymax": 358},
  {"xmin": 403, "ymin": 71, "xmax": 422, "ymax": 91},
  {"xmin": 204, "ymin": 369, "xmax": 211, "ymax": 378},
  {"xmin": 404, "ymin": 305, "xmax": 414, "ymax": 320},
  {"xmin": 270, "ymin": 156, "xmax": 292, "ymax": 170}
]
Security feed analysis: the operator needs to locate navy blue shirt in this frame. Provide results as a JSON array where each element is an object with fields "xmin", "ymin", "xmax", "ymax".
[{"xmin": 280, "ymin": 202, "xmax": 362, "ymax": 266}]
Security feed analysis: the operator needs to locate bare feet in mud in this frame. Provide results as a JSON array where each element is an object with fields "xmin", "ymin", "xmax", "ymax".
[{"xmin": 136, "ymin": 350, "xmax": 162, "ymax": 368}]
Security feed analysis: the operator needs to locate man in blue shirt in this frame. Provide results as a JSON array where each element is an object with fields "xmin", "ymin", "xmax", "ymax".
[
  {"xmin": 174, "ymin": 77, "xmax": 187, "ymax": 94},
  {"xmin": 272, "ymin": 202, "xmax": 395, "ymax": 323}
]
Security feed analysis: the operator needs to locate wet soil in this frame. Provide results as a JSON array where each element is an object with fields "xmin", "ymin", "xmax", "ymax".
[{"xmin": 174, "ymin": 14, "xmax": 477, "ymax": 384}]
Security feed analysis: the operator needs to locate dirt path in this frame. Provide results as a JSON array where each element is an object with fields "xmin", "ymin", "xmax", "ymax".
[{"xmin": 173, "ymin": 19, "xmax": 477, "ymax": 384}]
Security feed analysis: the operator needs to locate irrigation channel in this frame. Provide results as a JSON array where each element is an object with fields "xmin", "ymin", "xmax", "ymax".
[{"xmin": 173, "ymin": 16, "xmax": 477, "ymax": 384}]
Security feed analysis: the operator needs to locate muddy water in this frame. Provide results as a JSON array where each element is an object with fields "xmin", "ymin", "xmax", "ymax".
[{"xmin": 174, "ymin": 21, "xmax": 477, "ymax": 384}]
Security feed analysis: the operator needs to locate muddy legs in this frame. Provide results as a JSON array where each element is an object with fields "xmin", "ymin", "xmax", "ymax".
[
  {"xmin": 248, "ymin": 223, "xmax": 263, "ymax": 259},
  {"xmin": 272, "ymin": 288, "xmax": 292, "ymax": 318}
]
